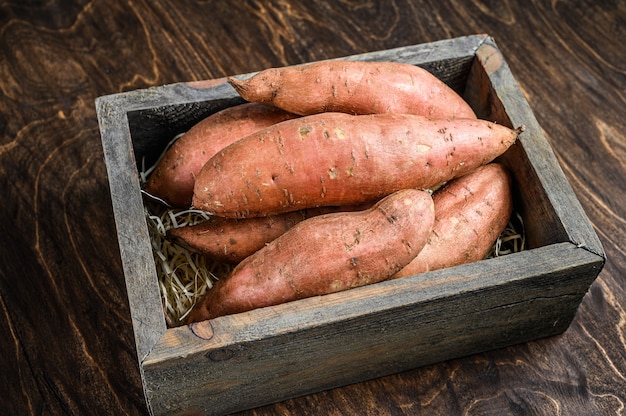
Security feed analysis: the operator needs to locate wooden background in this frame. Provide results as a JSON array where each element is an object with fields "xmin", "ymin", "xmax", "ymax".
[{"xmin": 0, "ymin": 1, "xmax": 623, "ymax": 415}]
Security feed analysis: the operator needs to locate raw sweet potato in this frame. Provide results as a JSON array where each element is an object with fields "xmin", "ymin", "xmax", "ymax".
[
  {"xmin": 144, "ymin": 103, "xmax": 298, "ymax": 207},
  {"xmin": 167, "ymin": 204, "xmax": 371, "ymax": 264},
  {"xmin": 228, "ymin": 60, "xmax": 476, "ymax": 119},
  {"xmin": 192, "ymin": 112, "xmax": 522, "ymax": 218},
  {"xmin": 168, "ymin": 212, "xmax": 305, "ymax": 264},
  {"xmin": 392, "ymin": 163, "xmax": 513, "ymax": 279},
  {"xmin": 185, "ymin": 188, "xmax": 435, "ymax": 323}
]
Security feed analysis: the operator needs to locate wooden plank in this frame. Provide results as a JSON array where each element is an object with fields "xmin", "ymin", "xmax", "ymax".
[
  {"xmin": 466, "ymin": 37, "xmax": 605, "ymax": 259},
  {"xmin": 143, "ymin": 242, "xmax": 603, "ymax": 415},
  {"xmin": 96, "ymin": 83, "xmax": 248, "ymax": 359},
  {"xmin": 464, "ymin": 42, "xmax": 571, "ymax": 249},
  {"xmin": 96, "ymin": 97, "xmax": 167, "ymax": 362}
]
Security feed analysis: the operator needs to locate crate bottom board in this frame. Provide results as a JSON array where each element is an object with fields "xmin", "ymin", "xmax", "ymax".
[{"xmin": 142, "ymin": 242, "xmax": 602, "ymax": 415}]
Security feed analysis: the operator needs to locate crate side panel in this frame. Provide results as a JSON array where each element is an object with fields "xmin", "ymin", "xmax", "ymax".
[
  {"xmin": 143, "ymin": 243, "xmax": 603, "ymax": 415},
  {"xmin": 96, "ymin": 96, "xmax": 167, "ymax": 361},
  {"xmin": 464, "ymin": 54, "xmax": 571, "ymax": 249},
  {"xmin": 469, "ymin": 37, "xmax": 604, "ymax": 258}
]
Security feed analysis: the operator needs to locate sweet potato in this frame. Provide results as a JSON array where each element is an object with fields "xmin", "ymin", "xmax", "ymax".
[
  {"xmin": 228, "ymin": 60, "xmax": 476, "ymax": 119},
  {"xmin": 192, "ymin": 112, "xmax": 522, "ymax": 218},
  {"xmin": 168, "ymin": 212, "xmax": 304, "ymax": 264},
  {"xmin": 185, "ymin": 188, "xmax": 435, "ymax": 323},
  {"xmin": 167, "ymin": 204, "xmax": 371, "ymax": 264},
  {"xmin": 144, "ymin": 103, "xmax": 298, "ymax": 207},
  {"xmin": 392, "ymin": 163, "xmax": 513, "ymax": 279}
]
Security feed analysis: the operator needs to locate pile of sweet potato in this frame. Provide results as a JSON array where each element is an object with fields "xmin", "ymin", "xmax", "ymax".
[{"xmin": 144, "ymin": 60, "xmax": 523, "ymax": 324}]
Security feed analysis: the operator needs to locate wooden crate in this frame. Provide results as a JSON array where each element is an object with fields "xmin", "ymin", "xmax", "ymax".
[{"xmin": 96, "ymin": 35, "xmax": 605, "ymax": 416}]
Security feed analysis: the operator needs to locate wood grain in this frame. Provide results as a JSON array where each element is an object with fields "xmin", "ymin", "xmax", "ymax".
[{"xmin": 0, "ymin": 0, "xmax": 624, "ymax": 415}]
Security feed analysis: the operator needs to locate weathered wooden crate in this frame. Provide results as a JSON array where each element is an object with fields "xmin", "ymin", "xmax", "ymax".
[{"xmin": 96, "ymin": 35, "xmax": 605, "ymax": 415}]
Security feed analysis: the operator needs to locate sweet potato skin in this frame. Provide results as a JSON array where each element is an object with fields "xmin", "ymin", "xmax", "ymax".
[
  {"xmin": 185, "ymin": 189, "xmax": 435, "ymax": 323},
  {"xmin": 167, "ymin": 212, "xmax": 304, "ymax": 264},
  {"xmin": 167, "ymin": 204, "xmax": 371, "ymax": 264},
  {"xmin": 192, "ymin": 112, "xmax": 520, "ymax": 218},
  {"xmin": 144, "ymin": 103, "xmax": 298, "ymax": 208},
  {"xmin": 392, "ymin": 163, "xmax": 513, "ymax": 278},
  {"xmin": 228, "ymin": 60, "xmax": 476, "ymax": 119}
]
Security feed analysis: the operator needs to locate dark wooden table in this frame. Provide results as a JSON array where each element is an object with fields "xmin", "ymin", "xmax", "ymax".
[{"xmin": 1, "ymin": 1, "xmax": 624, "ymax": 415}]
